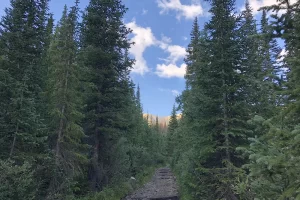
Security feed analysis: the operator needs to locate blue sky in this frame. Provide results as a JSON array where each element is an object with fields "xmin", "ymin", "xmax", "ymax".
[{"xmin": 0, "ymin": 0, "xmax": 284, "ymax": 116}]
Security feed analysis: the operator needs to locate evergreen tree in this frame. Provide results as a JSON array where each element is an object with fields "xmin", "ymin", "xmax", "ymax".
[
  {"xmin": 185, "ymin": 17, "xmax": 200, "ymax": 88},
  {"xmin": 173, "ymin": 0, "xmax": 256, "ymax": 198},
  {"xmin": 238, "ymin": 0, "xmax": 262, "ymax": 116},
  {"xmin": 0, "ymin": 0, "xmax": 50, "ymax": 199},
  {"xmin": 80, "ymin": 0, "xmax": 133, "ymax": 191},
  {"xmin": 136, "ymin": 84, "xmax": 142, "ymax": 115},
  {"xmin": 0, "ymin": 0, "xmax": 49, "ymax": 161},
  {"xmin": 239, "ymin": 1, "xmax": 300, "ymax": 199},
  {"xmin": 46, "ymin": 2, "xmax": 88, "ymax": 198},
  {"xmin": 167, "ymin": 104, "xmax": 178, "ymax": 157},
  {"xmin": 189, "ymin": 0, "xmax": 245, "ymax": 198},
  {"xmin": 155, "ymin": 116, "xmax": 159, "ymax": 133},
  {"xmin": 259, "ymin": 10, "xmax": 282, "ymax": 115},
  {"xmin": 168, "ymin": 105, "xmax": 178, "ymax": 134}
]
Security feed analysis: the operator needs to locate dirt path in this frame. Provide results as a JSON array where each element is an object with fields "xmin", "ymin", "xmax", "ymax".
[{"xmin": 124, "ymin": 167, "xmax": 179, "ymax": 200}]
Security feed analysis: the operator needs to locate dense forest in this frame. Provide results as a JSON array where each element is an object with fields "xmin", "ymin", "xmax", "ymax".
[
  {"xmin": 170, "ymin": 0, "xmax": 300, "ymax": 199},
  {"xmin": 0, "ymin": 0, "xmax": 166, "ymax": 199},
  {"xmin": 0, "ymin": 0, "xmax": 300, "ymax": 199}
]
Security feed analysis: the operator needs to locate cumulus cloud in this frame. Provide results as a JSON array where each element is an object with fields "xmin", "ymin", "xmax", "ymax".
[
  {"xmin": 157, "ymin": 0, "xmax": 204, "ymax": 20},
  {"xmin": 158, "ymin": 44, "xmax": 186, "ymax": 64},
  {"xmin": 155, "ymin": 35, "xmax": 186, "ymax": 78},
  {"xmin": 162, "ymin": 45, "xmax": 186, "ymax": 64},
  {"xmin": 126, "ymin": 22, "xmax": 187, "ymax": 78},
  {"xmin": 156, "ymin": 63, "xmax": 186, "ymax": 78},
  {"xmin": 126, "ymin": 20, "xmax": 157, "ymax": 75}
]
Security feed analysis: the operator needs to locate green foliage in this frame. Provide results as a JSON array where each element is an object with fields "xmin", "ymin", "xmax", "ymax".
[
  {"xmin": 80, "ymin": 0, "xmax": 136, "ymax": 191},
  {"xmin": 236, "ymin": 116, "xmax": 300, "ymax": 199},
  {"xmin": 45, "ymin": 3, "xmax": 89, "ymax": 199},
  {"xmin": 167, "ymin": 104, "xmax": 178, "ymax": 158},
  {"xmin": 170, "ymin": 0, "xmax": 286, "ymax": 199},
  {"xmin": 235, "ymin": 2, "xmax": 300, "ymax": 199},
  {"xmin": 73, "ymin": 166, "xmax": 157, "ymax": 200},
  {"xmin": 0, "ymin": 160, "xmax": 36, "ymax": 200},
  {"xmin": 0, "ymin": 0, "xmax": 49, "ymax": 161},
  {"xmin": 0, "ymin": 0, "xmax": 166, "ymax": 199},
  {"xmin": 6, "ymin": 0, "xmax": 300, "ymax": 199}
]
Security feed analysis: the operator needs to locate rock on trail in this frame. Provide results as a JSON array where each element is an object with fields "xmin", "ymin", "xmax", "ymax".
[{"xmin": 124, "ymin": 167, "xmax": 179, "ymax": 200}]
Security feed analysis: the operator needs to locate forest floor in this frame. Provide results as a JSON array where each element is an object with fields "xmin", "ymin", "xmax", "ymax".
[{"xmin": 124, "ymin": 167, "xmax": 179, "ymax": 200}]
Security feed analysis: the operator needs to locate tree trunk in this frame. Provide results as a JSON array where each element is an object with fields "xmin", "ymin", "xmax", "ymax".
[
  {"xmin": 9, "ymin": 123, "xmax": 19, "ymax": 157},
  {"xmin": 55, "ymin": 62, "xmax": 69, "ymax": 165},
  {"xmin": 90, "ymin": 136, "xmax": 100, "ymax": 191},
  {"xmin": 10, "ymin": 69, "xmax": 25, "ymax": 158}
]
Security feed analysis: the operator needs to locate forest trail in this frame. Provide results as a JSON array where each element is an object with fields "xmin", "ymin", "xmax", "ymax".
[{"xmin": 124, "ymin": 168, "xmax": 179, "ymax": 200}]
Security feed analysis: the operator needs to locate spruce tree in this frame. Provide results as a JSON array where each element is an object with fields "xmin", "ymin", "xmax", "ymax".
[
  {"xmin": 155, "ymin": 116, "xmax": 159, "ymax": 133},
  {"xmin": 168, "ymin": 105, "xmax": 178, "ymax": 135},
  {"xmin": 0, "ymin": 0, "xmax": 49, "ymax": 160},
  {"xmin": 136, "ymin": 84, "xmax": 143, "ymax": 115},
  {"xmin": 259, "ymin": 10, "xmax": 282, "ymax": 116},
  {"xmin": 80, "ymin": 0, "xmax": 133, "ymax": 191},
  {"xmin": 185, "ymin": 17, "xmax": 200, "ymax": 88},
  {"xmin": 0, "ymin": 0, "xmax": 50, "ymax": 199},
  {"xmin": 190, "ymin": 0, "xmax": 244, "ymax": 197},
  {"xmin": 175, "ymin": 0, "xmax": 252, "ymax": 198},
  {"xmin": 167, "ymin": 104, "xmax": 178, "ymax": 157},
  {"xmin": 46, "ymin": 2, "xmax": 88, "ymax": 197},
  {"xmin": 237, "ymin": 0, "xmax": 262, "ymax": 116},
  {"xmin": 241, "ymin": 1, "xmax": 300, "ymax": 198}
]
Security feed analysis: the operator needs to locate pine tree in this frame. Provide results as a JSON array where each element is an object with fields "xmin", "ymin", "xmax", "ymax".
[
  {"xmin": 0, "ymin": 0, "xmax": 49, "ymax": 161},
  {"xmin": 240, "ymin": 1, "xmax": 300, "ymax": 199},
  {"xmin": 0, "ymin": 0, "xmax": 50, "ymax": 199},
  {"xmin": 259, "ymin": 10, "xmax": 282, "ymax": 115},
  {"xmin": 174, "ymin": 0, "xmax": 253, "ymax": 198},
  {"xmin": 237, "ymin": 0, "xmax": 262, "ymax": 116},
  {"xmin": 168, "ymin": 105, "xmax": 178, "ymax": 134},
  {"xmin": 155, "ymin": 116, "xmax": 159, "ymax": 133},
  {"xmin": 190, "ymin": 0, "xmax": 244, "ymax": 197},
  {"xmin": 171, "ymin": 13, "xmax": 212, "ymax": 200},
  {"xmin": 185, "ymin": 17, "xmax": 200, "ymax": 88},
  {"xmin": 46, "ymin": 2, "xmax": 88, "ymax": 197},
  {"xmin": 80, "ymin": 0, "xmax": 133, "ymax": 191},
  {"xmin": 167, "ymin": 104, "xmax": 178, "ymax": 157},
  {"xmin": 136, "ymin": 84, "xmax": 142, "ymax": 115}
]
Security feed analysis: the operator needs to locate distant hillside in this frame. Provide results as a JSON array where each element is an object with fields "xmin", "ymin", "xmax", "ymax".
[{"xmin": 143, "ymin": 113, "xmax": 181, "ymax": 133}]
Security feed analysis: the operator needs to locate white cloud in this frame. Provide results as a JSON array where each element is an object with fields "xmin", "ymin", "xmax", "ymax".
[
  {"xmin": 161, "ymin": 35, "xmax": 172, "ymax": 43},
  {"xmin": 155, "ymin": 35, "xmax": 186, "ymax": 78},
  {"xmin": 156, "ymin": 63, "xmax": 186, "ymax": 78},
  {"xmin": 126, "ymin": 22, "xmax": 187, "ymax": 78},
  {"xmin": 158, "ymin": 35, "xmax": 186, "ymax": 64},
  {"xmin": 126, "ymin": 20, "xmax": 157, "ymax": 75},
  {"xmin": 157, "ymin": 0, "xmax": 204, "ymax": 20},
  {"xmin": 142, "ymin": 9, "xmax": 148, "ymax": 15},
  {"xmin": 277, "ymin": 48, "xmax": 287, "ymax": 62},
  {"xmin": 158, "ymin": 88, "xmax": 181, "ymax": 96},
  {"xmin": 242, "ymin": 0, "xmax": 297, "ymax": 15},
  {"xmin": 171, "ymin": 90, "xmax": 180, "ymax": 96},
  {"xmin": 159, "ymin": 44, "xmax": 186, "ymax": 64},
  {"xmin": 159, "ymin": 35, "xmax": 172, "ymax": 49},
  {"xmin": 183, "ymin": 36, "xmax": 188, "ymax": 41}
]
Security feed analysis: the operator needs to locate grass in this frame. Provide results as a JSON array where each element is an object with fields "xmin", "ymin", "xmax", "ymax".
[{"xmin": 74, "ymin": 166, "xmax": 159, "ymax": 200}]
